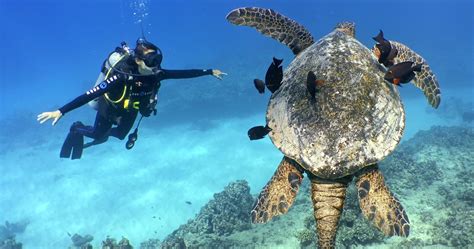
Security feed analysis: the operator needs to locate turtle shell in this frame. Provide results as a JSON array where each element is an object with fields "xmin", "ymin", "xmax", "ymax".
[{"xmin": 266, "ymin": 30, "xmax": 405, "ymax": 179}]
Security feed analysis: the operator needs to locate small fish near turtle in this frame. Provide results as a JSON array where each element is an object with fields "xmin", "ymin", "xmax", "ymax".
[
  {"xmin": 373, "ymin": 30, "xmax": 398, "ymax": 67},
  {"xmin": 253, "ymin": 79, "xmax": 266, "ymax": 94},
  {"xmin": 227, "ymin": 6, "xmax": 442, "ymax": 248},
  {"xmin": 306, "ymin": 71, "xmax": 325, "ymax": 100},
  {"xmin": 265, "ymin": 57, "xmax": 284, "ymax": 93},
  {"xmin": 249, "ymin": 59, "xmax": 283, "ymax": 140},
  {"xmin": 252, "ymin": 57, "xmax": 284, "ymax": 94},
  {"xmin": 385, "ymin": 61, "xmax": 423, "ymax": 86},
  {"xmin": 248, "ymin": 125, "xmax": 272, "ymax": 140}
]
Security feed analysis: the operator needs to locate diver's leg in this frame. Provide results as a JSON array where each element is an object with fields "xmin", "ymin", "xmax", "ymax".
[
  {"xmin": 109, "ymin": 111, "xmax": 138, "ymax": 140},
  {"xmin": 61, "ymin": 112, "xmax": 113, "ymax": 158},
  {"xmin": 78, "ymin": 112, "xmax": 114, "ymax": 149},
  {"xmin": 75, "ymin": 112, "xmax": 113, "ymax": 140}
]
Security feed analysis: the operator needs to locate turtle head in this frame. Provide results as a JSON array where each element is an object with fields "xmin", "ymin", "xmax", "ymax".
[{"xmin": 335, "ymin": 22, "xmax": 355, "ymax": 38}]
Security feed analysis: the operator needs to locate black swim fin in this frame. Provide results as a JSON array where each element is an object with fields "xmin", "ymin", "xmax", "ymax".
[
  {"xmin": 60, "ymin": 122, "xmax": 85, "ymax": 160},
  {"xmin": 60, "ymin": 132, "xmax": 84, "ymax": 159},
  {"xmin": 60, "ymin": 132, "xmax": 75, "ymax": 158},
  {"xmin": 71, "ymin": 134, "xmax": 84, "ymax": 160}
]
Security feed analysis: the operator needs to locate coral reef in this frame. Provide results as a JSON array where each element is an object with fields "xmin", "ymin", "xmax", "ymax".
[
  {"xmin": 0, "ymin": 238, "xmax": 22, "ymax": 249},
  {"xmin": 139, "ymin": 239, "xmax": 161, "ymax": 249},
  {"xmin": 161, "ymin": 180, "xmax": 254, "ymax": 248},
  {"xmin": 159, "ymin": 237, "xmax": 186, "ymax": 249},
  {"xmin": 0, "ymin": 221, "xmax": 28, "ymax": 241},
  {"xmin": 382, "ymin": 126, "xmax": 474, "ymax": 248},
  {"xmin": 432, "ymin": 208, "xmax": 473, "ymax": 247},
  {"xmin": 68, "ymin": 233, "xmax": 94, "ymax": 249},
  {"xmin": 101, "ymin": 237, "xmax": 133, "ymax": 249},
  {"xmin": 295, "ymin": 229, "xmax": 314, "ymax": 247},
  {"xmin": 0, "ymin": 220, "xmax": 28, "ymax": 249}
]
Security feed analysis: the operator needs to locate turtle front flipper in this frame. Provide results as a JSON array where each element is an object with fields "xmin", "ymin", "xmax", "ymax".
[
  {"xmin": 356, "ymin": 164, "xmax": 410, "ymax": 237},
  {"xmin": 251, "ymin": 157, "xmax": 304, "ymax": 223},
  {"xmin": 310, "ymin": 176, "xmax": 350, "ymax": 249},
  {"xmin": 390, "ymin": 41, "xmax": 441, "ymax": 108},
  {"xmin": 226, "ymin": 7, "xmax": 315, "ymax": 55}
]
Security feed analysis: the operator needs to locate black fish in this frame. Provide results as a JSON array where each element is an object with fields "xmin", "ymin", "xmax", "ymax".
[
  {"xmin": 384, "ymin": 61, "xmax": 422, "ymax": 86},
  {"xmin": 185, "ymin": 201, "xmax": 192, "ymax": 205},
  {"xmin": 373, "ymin": 30, "xmax": 398, "ymax": 67},
  {"xmin": 306, "ymin": 71, "xmax": 325, "ymax": 99},
  {"xmin": 248, "ymin": 125, "xmax": 272, "ymax": 140},
  {"xmin": 265, "ymin": 57, "xmax": 284, "ymax": 93},
  {"xmin": 253, "ymin": 79, "xmax": 265, "ymax": 94}
]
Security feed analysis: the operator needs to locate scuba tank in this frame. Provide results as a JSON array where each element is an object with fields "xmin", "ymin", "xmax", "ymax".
[{"xmin": 88, "ymin": 42, "xmax": 131, "ymax": 110}]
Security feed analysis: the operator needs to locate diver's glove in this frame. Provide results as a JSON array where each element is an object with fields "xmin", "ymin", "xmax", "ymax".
[{"xmin": 37, "ymin": 110, "xmax": 63, "ymax": 126}]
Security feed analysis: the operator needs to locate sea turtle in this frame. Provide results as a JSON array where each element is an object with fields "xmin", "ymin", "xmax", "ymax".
[{"xmin": 226, "ymin": 7, "xmax": 441, "ymax": 248}]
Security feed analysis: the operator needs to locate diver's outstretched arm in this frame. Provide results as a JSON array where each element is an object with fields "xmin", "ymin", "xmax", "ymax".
[
  {"xmin": 160, "ymin": 69, "xmax": 226, "ymax": 80},
  {"xmin": 37, "ymin": 74, "xmax": 124, "ymax": 125}
]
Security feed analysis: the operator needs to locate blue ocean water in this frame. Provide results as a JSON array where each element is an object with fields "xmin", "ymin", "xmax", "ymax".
[{"xmin": 0, "ymin": 0, "xmax": 472, "ymax": 248}]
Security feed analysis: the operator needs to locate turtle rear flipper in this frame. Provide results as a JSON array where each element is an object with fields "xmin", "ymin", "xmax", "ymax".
[
  {"xmin": 390, "ymin": 41, "xmax": 441, "ymax": 108},
  {"xmin": 356, "ymin": 165, "xmax": 410, "ymax": 237},
  {"xmin": 251, "ymin": 157, "xmax": 304, "ymax": 223},
  {"xmin": 226, "ymin": 7, "xmax": 315, "ymax": 55}
]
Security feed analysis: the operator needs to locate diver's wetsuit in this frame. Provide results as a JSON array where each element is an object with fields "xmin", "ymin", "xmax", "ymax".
[{"xmin": 59, "ymin": 57, "xmax": 213, "ymax": 143}]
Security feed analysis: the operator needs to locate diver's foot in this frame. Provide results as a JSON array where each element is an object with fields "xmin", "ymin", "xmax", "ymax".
[
  {"xmin": 251, "ymin": 157, "xmax": 304, "ymax": 223},
  {"xmin": 355, "ymin": 164, "xmax": 410, "ymax": 237}
]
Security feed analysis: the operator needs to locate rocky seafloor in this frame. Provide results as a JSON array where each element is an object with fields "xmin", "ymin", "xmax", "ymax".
[{"xmin": 2, "ymin": 125, "xmax": 472, "ymax": 249}]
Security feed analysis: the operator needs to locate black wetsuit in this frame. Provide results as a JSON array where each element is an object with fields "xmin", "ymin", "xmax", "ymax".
[{"xmin": 59, "ymin": 57, "xmax": 213, "ymax": 142}]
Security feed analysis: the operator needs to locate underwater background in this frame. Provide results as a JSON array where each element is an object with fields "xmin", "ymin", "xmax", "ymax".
[{"xmin": 0, "ymin": 0, "xmax": 472, "ymax": 248}]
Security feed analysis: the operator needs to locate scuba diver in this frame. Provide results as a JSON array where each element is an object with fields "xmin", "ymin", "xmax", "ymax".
[{"xmin": 37, "ymin": 38, "xmax": 227, "ymax": 159}]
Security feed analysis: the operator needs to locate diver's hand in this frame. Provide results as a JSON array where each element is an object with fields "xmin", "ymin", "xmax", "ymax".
[
  {"xmin": 212, "ymin": 69, "xmax": 227, "ymax": 80},
  {"xmin": 37, "ymin": 110, "xmax": 63, "ymax": 126}
]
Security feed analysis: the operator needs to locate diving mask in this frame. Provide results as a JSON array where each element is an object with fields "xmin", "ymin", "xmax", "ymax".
[
  {"xmin": 139, "ymin": 52, "xmax": 162, "ymax": 68},
  {"xmin": 135, "ymin": 38, "xmax": 162, "ymax": 68}
]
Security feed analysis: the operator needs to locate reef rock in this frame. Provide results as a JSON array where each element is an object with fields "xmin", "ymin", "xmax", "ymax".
[
  {"xmin": 162, "ymin": 180, "xmax": 254, "ymax": 247},
  {"xmin": 0, "ymin": 238, "xmax": 22, "ymax": 249}
]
